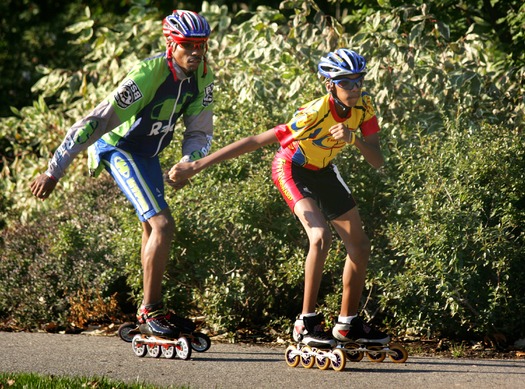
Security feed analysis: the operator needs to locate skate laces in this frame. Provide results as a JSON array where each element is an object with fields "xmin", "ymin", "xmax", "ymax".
[
  {"xmin": 146, "ymin": 308, "xmax": 169, "ymax": 320},
  {"xmin": 137, "ymin": 304, "xmax": 170, "ymax": 324}
]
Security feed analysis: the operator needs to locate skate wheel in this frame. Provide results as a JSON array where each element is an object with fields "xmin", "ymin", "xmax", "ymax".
[
  {"xmin": 285, "ymin": 345, "xmax": 300, "ymax": 368},
  {"xmin": 300, "ymin": 346, "xmax": 315, "ymax": 369},
  {"xmin": 118, "ymin": 322, "xmax": 138, "ymax": 343},
  {"xmin": 344, "ymin": 343, "xmax": 364, "ymax": 362},
  {"xmin": 388, "ymin": 343, "xmax": 409, "ymax": 363},
  {"xmin": 175, "ymin": 337, "xmax": 192, "ymax": 360},
  {"xmin": 315, "ymin": 350, "xmax": 331, "ymax": 370},
  {"xmin": 163, "ymin": 345, "xmax": 176, "ymax": 359},
  {"xmin": 190, "ymin": 332, "xmax": 211, "ymax": 352},
  {"xmin": 147, "ymin": 344, "xmax": 162, "ymax": 358},
  {"xmin": 366, "ymin": 346, "xmax": 386, "ymax": 362},
  {"xmin": 131, "ymin": 335, "xmax": 147, "ymax": 357},
  {"xmin": 331, "ymin": 349, "xmax": 346, "ymax": 372}
]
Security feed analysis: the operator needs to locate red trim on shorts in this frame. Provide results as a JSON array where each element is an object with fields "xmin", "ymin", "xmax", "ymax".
[{"xmin": 271, "ymin": 153, "xmax": 304, "ymax": 212}]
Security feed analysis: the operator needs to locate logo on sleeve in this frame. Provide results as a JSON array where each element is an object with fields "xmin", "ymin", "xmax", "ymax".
[
  {"xmin": 362, "ymin": 94, "xmax": 375, "ymax": 117},
  {"xmin": 114, "ymin": 79, "xmax": 143, "ymax": 109},
  {"xmin": 202, "ymin": 82, "xmax": 214, "ymax": 107}
]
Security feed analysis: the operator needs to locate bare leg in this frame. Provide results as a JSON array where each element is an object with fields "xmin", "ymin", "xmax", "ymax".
[
  {"xmin": 293, "ymin": 198, "xmax": 332, "ymax": 314},
  {"xmin": 330, "ymin": 207, "xmax": 370, "ymax": 316},
  {"xmin": 140, "ymin": 207, "xmax": 175, "ymax": 305}
]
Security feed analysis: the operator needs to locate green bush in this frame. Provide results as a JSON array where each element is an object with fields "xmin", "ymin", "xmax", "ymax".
[
  {"xmin": 0, "ymin": 176, "xmax": 132, "ymax": 330},
  {"xmin": 375, "ymin": 122, "xmax": 524, "ymax": 339}
]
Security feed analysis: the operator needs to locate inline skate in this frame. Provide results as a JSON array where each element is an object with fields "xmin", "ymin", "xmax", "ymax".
[
  {"xmin": 285, "ymin": 313, "xmax": 347, "ymax": 371},
  {"xmin": 332, "ymin": 317, "xmax": 408, "ymax": 363},
  {"xmin": 118, "ymin": 305, "xmax": 211, "ymax": 359}
]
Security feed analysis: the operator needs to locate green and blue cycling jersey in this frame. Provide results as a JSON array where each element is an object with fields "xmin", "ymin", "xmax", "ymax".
[{"xmin": 46, "ymin": 52, "xmax": 214, "ymax": 180}]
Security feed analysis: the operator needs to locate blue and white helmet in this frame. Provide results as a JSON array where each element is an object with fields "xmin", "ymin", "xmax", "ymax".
[{"xmin": 318, "ymin": 49, "xmax": 367, "ymax": 79}]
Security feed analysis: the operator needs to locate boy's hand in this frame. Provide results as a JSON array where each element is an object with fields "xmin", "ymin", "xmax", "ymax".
[
  {"xmin": 167, "ymin": 161, "xmax": 196, "ymax": 186},
  {"xmin": 329, "ymin": 123, "xmax": 356, "ymax": 145}
]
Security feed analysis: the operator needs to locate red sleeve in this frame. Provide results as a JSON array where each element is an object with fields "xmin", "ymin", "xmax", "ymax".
[
  {"xmin": 273, "ymin": 124, "xmax": 294, "ymax": 148},
  {"xmin": 360, "ymin": 115, "xmax": 380, "ymax": 136}
]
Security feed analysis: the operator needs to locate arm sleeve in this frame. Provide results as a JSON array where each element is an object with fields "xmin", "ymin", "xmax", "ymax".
[
  {"xmin": 361, "ymin": 115, "xmax": 379, "ymax": 136},
  {"xmin": 359, "ymin": 93, "xmax": 380, "ymax": 136},
  {"xmin": 181, "ymin": 109, "xmax": 213, "ymax": 161},
  {"xmin": 273, "ymin": 108, "xmax": 319, "ymax": 148},
  {"xmin": 180, "ymin": 72, "xmax": 214, "ymax": 161},
  {"xmin": 273, "ymin": 123, "xmax": 294, "ymax": 148},
  {"xmin": 45, "ymin": 59, "xmax": 155, "ymax": 179},
  {"xmin": 109, "ymin": 59, "xmax": 162, "ymax": 124},
  {"xmin": 46, "ymin": 100, "xmax": 121, "ymax": 180}
]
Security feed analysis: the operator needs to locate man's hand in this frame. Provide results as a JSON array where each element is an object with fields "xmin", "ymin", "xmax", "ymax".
[
  {"xmin": 30, "ymin": 174, "xmax": 58, "ymax": 201},
  {"xmin": 329, "ymin": 123, "xmax": 356, "ymax": 145}
]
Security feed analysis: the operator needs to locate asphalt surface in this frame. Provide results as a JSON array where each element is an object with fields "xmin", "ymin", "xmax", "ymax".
[{"xmin": 1, "ymin": 331, "xmax": 525, "ymax": 388}]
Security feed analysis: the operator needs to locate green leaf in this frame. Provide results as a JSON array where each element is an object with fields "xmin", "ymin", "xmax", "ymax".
[
  {"xmin": 65, "ymin": 20, "xmax": 94, "ymax": 34},
  {"xmin": 436, "ymin": 21, "xmax": 450, "ymax": 40}
]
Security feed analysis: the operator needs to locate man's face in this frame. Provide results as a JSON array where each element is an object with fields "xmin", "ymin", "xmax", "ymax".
[{"xmin": 172, "ymin": 41, "xmax": 207, "ymax": 75}]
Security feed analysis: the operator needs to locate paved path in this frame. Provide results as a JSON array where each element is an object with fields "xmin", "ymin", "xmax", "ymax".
[{"xmin": 1, "ymin": 332, "xmax": 525, "ymax": 388}]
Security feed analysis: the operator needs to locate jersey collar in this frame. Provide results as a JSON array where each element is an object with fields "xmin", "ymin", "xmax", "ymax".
[{"xmin": 328, "ymin": 95, "xmax": 352, "ymax": 122}]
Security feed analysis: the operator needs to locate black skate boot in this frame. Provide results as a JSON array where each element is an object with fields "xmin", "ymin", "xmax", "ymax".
[
  {"xmin": 294, "ymin": 313, "xmax": 336, "ymax": 348},
  {"xmin": 332, "ymin": 316, "xmax": 390, "ymax": 344},
  {"xmin": 166, "ymin": 311, "xmax": 197, "ymax": 333},
  {"xmin": 137, "ymin": 303, "xmax": 180, "ymax": 339}
]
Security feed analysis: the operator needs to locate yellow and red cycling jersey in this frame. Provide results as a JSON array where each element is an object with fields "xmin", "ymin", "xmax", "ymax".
[{"xmin": 273, "ymin": 91, "xmax": 379, "ymax": 170}]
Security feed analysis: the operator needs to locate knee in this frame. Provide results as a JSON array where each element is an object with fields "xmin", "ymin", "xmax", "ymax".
[
  {"xmin": 349, "ymin": 234, "xmax": 371, "ymax": 261},
  {"xmin": 309, "ymin": 229, "xmax": 332, "ymax": 253},
  {"xmin": 151, "ymin": 211, "xmax": 175, "ymax": 237},
  {"xmin": 161, "ymin": 215, "xmax": 176, "ymax": 237}
]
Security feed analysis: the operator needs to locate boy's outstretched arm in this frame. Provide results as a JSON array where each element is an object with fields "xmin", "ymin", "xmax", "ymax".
[
  {"xmin": 354, "ymin": 132, "xmax": 384, "ymax": 169},
  {"xmin": 168, "ymin": 128, "xmax": 278, "ymax": 185}
]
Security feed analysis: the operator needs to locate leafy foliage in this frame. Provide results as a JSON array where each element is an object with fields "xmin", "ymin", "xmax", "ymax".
[
  {"xmin": 0, "ymin": 176, "xmax": 132, "ymax": 330},
  {"xmin": 0, "ymin": 0, "xmax": 523, "ymax": 342},
  {"xmin": 377, "ymin": 123, "xmax": 524, "ymax": 339}
]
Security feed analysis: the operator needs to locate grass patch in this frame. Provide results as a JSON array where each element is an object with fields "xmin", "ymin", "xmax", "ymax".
[{"xmin": 0, "ymin": 372, "xmax": 192, "ymax": 389}]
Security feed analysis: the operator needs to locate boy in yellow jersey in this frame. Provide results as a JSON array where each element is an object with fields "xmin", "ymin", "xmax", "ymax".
[{"xmin": 168, "ymin": 49, "xmax": 390, "ymax": 347}]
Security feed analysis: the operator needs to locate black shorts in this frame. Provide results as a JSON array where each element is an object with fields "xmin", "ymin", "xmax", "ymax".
[{"xmin": 272, "ymin": 154, "xmax": 356, "ymax": 220}]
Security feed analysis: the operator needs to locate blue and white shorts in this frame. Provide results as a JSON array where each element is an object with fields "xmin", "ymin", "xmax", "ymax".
[{"xmin": 99, "ymin": 146, "xmax": 168, "ymax": 222}]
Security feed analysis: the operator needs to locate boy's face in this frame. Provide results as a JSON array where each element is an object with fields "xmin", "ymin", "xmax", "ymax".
[
  {"xmin": 171, "ymin": 41, "xmax": 207, "ymax": 75},
  {"xmin": 326, "ymin": 73, "xmax": 364, "ymax": 108}
]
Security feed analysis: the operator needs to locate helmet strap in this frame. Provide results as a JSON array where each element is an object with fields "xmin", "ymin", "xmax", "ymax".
[
  {"xmin": 166, "ymin": 44, "xmax": 179, "ymax": 81},
  {"xmin": 329, "ymin": 80, "xmax": 351, "ymax": 116},
  {"xmin": 166, "ymin": 43, "xmax": 208, "ymax": 79}
]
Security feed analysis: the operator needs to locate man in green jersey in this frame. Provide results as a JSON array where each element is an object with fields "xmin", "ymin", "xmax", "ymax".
[{"xmin": 30, "ymin": 10, "xmax": 214, "ymax": 338}]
